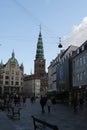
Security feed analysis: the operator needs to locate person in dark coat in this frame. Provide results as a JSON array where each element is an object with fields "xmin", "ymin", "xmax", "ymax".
[
  {"xmin": 40, "ymin": 96, "xmax": 47, "ymax": 113},
  {"xmin": 73, "ymin": 95, "xmax": 78, "ymax": 113},
  {"xmin": 14, "ymin": 94, "xmax": 20, "ymax": 106},
  {"xmin": 79, "ymin": 96, "xmax": 84, "ymax": 110}
]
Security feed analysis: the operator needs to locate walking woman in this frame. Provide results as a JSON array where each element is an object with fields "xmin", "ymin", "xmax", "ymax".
[{"xmin": 46, "ymin": 97, "xmax": 52, "ymax": 113}]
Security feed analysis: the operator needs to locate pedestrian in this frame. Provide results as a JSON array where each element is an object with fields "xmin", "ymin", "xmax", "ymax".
[
  {"xmin": 14, "ymin": 94, "xmax": 20, "ymax": 106},
  {"xmin": 46, "ymin": 97, "xmax": 52, "ymax": 113},
  {"xmin": 52, "ymin": 97, "xmax": 56, "ymax": 111},
  {"xmin": 73, "ymin": 95, "xmax": 78, "ymax": 113},
  {"xmin": 40, "ymin": 96, "xmax": 47, "ymax": 113},
  {"xmin": 79, "ymin": 96, "xmax": 84, "ymax": 110},
  {"xmin": 30, "ymin": 96, "xmax": 35, "ymax": 103}
]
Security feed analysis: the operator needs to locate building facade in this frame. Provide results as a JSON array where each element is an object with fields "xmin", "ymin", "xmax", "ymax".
[
  {"xmin": 48, "ymin": 56, "xmax": 60, "ymax": 91},
  {"xmin": 56, "ymin": 45, "xmax": 78, "ymax": 92},
  {"xmin": 72, "ymin": 41, "xmax": 87, "ymax": 95},
  {"xmin": 48, "ymin": 45, "xmax": 78, "ymax": 92},
  {"xmin": 0, "ymin": 51, "xmax": 24, "ymax": 95},
  {"xmin": 23, "ymin": 74, "xmax": 41, "ymax": 97}
]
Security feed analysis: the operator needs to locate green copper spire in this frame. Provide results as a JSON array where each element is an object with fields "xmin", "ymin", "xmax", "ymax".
[
  {"xmin": 12, "ymin": 50, "xmax": 15, "ymax": 59},
  {"xmin": 0, "ymin": 60, "xmax": 3, "ymax": 67},
  {"xmin": 35, "ymin": 26, "xmax": 44, "ymax": 59}
]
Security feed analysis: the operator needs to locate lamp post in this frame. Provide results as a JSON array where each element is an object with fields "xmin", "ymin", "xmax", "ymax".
[
  {"xmin": 34, "ymin": 76, "xmax": 35, "ymax": 98},
  {"xmin": 34, "ymin": 79, "xmax": 35, "ymax": 97},
  {"xmin": 58, "ymin": 37, "xmax": 62, "ymax": 48}
]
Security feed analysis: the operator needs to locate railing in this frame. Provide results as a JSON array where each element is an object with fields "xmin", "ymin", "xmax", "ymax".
[{"xmin": 32, "ymin": 116, "xmax": 59, "ymax": 130}]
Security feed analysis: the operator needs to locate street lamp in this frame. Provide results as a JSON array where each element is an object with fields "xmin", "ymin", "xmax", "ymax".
[
  {"xmin": 58, "ymin": 37, "xmax": 62, "ymax": 48},
  {"xmin": 34, "ymin": 78, "xmax": 35, "ymax": 97}
]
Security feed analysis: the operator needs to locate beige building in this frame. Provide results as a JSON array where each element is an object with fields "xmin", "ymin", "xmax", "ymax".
[
  {"xmin": 0, "ymin": 51, "xmax": 24, "ymax": 95},
  {"xmin": 23, "ymin": 74, "xmax": 41, "ymax": 97}
]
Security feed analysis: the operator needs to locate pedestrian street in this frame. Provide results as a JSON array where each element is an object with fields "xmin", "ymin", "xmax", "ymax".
[{"xmin": 0, "ymin": 98, "xmax": 87, "ymax": 130}]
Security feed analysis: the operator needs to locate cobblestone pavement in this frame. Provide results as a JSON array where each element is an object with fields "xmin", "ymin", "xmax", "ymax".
[{"xmin": 0, "ymin": 98, "xmax": 87, "ymax": 130}]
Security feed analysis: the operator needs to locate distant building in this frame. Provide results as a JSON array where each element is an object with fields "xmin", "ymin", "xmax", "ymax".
[
  {"xmin": 34, "ymin": 27, "xmax": 48, "ymax": 93},
  {"xmin": 48, "ymin": 49, "xmax": 66, "ymax": 92},
  {"xmin": 48, "ymin": 45, "xmax": 78, "ymax": 92},
  {"xmin": 48, "ymin": 62, "xmax": 53, "ymax": 91},
  {"xmin": 56, "ymin": 45, "xmax": 78, "ymax": 92},
  {"xmin": 48, "ymin": 56, "xmax": 60, "ymax": 91},
  {"xmin": 0, "ymin": 51, "xmax": 24, "ymax": 95},
  {"xmin": 23, "ymin": 74, "xmax": 41, "ymax": 97}
]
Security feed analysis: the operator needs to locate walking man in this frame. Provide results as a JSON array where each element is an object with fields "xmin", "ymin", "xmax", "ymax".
[{"xmin": 40, "ymin": 96, "xmax": 47, "ymax": 113}]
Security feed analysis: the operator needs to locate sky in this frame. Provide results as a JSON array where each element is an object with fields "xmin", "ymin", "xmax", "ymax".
[{"xmin": 0, "ymin": 0, "xmax": 87, "ymax": 74}]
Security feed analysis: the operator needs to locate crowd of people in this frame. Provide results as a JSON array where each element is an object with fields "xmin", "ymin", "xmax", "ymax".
[
  {"xmin": 2, "ymin": 93, "xmax": 26, "ymax": 112},
  {"xmin": 1, "ymin": 92, "xmax": 86, "ymax": 117}
]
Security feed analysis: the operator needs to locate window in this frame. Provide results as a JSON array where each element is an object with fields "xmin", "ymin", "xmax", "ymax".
[
  {"xmin": 0, "ymin": 81, "xmax": 3, "ymax": 85},
  {"xmin": 5, "ymin": 81, "xmax": 9, "ymax": 85},
  {"xmin": 83, "ymin": 56, "xmax": 86, "ymax": 64},
  {"xmin": 73, "ymin": 61, "xmax": 75, "ymax": 69},
  {"xmin": 6, "ymin": 71, "xmax": 9, "ymax": 74},
  {"xmin": 83, "ymin": 71, "xmax": 86, "ymax": 77},
  {"xmin": 16, "ymin": 71, "xmax": 19, "ymax": 75},
  {"xmin": 11, "ymin": 76, "xmax": 14, "ymax": 80},
  {"xmin": 82, "ymin": 45, "xmax": 84, "ymax": 51},
  {"xmin": 11, "ymin": 81, "xmax": 13, "ymax": 85},
  {"xmin": 73, "ymin": 76, "xmax": 75, "ymax": 83},
  {"xmin": 12, "ymin": 70, "xmax": 14, "ymax": 74},
  {"xmin": 15, "ymin": 77, "xmax": 19, "ymax": 80},
  {"xmin": 77, "ymin": 73, "xmax": 79, "ymax": 81},
  {"xmin": 5, "ymin": 76, "xmax": 9, "ymax": 79},
  {"xmin": 80, "ymin": 72, "xmax": 82, "ymax": 81},
  {"xmin": 70, "ymin": 51, "xmax": 72, "ymax": 56},
  {"xmin": 80, "ymin": 57, "xmax": 82, "ymax": 65},
  {"xmin": 39, "ymin": 64, "xmax": 41, "ymax": 67},
  {"xmin": 0, "ymin": 75, "xmax": 3, "ymax": 79},
  {"xmin": 21, "ymin": 82, "xmax": 22, "ymax": 85},
  {"xmin": 15, "ymin": 82, "xmax": 19, "ymax": 85},
  {"xmin": 76, "ymin": 59, "xmax": 79, "ymax": 66},
  {"xmin": 83, "ymin": 71, "xmax": 86, "ymax": 75},
  {"xmin": 77, "ymin": 49, "xmax": 79, "ymax": 54}
]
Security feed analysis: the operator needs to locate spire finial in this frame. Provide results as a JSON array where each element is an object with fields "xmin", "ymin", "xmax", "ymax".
[
  {"xmin": 40, "ymin": 24, "xmax": 41, "ymax": 32},
  {"xmin": 59, "ymin": 37, "xmax": 61, "ymax": 43},
  {"xmin": 12, "ymin": 49, "xmax": 15, "ymax": 58}
]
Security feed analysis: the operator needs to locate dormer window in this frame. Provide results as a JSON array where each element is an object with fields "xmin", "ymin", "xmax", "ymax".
[
  {"xmin": 77, "ymin": 49, "xmax": 79, "ymax": 54},
  {"xmin": 82, "ymin": 45, "xmax": 84, "ymax": 51},
  {"xmin": 68, "ymin": 53, "xmax": 70, "ymax": 58},
  {"xmin": 70, "ymin": 51, "xmax": 72, "ymax": 56}
]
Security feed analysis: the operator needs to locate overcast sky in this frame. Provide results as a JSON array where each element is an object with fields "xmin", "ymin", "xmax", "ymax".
[{"xmin": 0, "ymin": 0, "xmax": 87, "ymax": 74}]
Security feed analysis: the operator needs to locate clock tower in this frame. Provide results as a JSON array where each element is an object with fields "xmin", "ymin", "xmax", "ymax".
[{"xmin": 34, "ymin": 27, "xmax": 48, "ymax": 91}]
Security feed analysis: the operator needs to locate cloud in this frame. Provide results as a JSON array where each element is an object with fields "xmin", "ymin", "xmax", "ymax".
[{"xmin": 64, "ymin": 17, "xmax": 87, "ymax": 47}]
